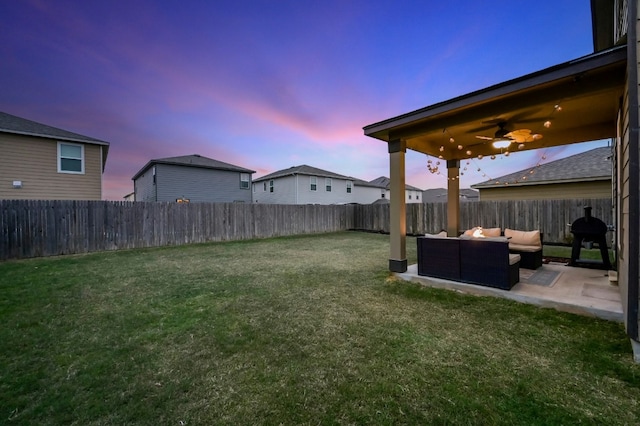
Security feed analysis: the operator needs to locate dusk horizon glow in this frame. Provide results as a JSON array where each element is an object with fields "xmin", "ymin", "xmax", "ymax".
[{"xmin": 1, "ymin": 1, "xmax": 608, "ymax": 200}]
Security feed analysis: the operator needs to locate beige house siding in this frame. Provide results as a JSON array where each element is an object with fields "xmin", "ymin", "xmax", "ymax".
[
  {"xmin": 618, "ymin": 78, "xmax": 630, "ymax": 332},
  {"xmin": 477, "ymin": 181, "xmax": 612, "ymax": 201},
  {"xmin": 0, "ymin": 133, "xmax": 103, "ymax": 200}
]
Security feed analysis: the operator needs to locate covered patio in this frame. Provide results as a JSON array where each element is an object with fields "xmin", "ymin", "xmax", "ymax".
[
  {"xmin": 363, "ymin": 46, "xmax": 626, "ymax": 322},
  {"xmin": 363, "ymin": 45, "xmax": 626, "ymax": 274}
]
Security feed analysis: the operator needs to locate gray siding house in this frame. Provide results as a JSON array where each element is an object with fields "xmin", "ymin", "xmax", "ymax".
[
  {"xmin": 253, "ymin": 165, "xmax": 357, "ymax": 204},
  {"xmin": 132, "ymin": 154, "xmax": 255, "ymax": 203}
]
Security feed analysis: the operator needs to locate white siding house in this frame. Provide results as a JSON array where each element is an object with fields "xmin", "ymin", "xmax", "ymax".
[
  {"xmin": 253, "ymin": 165, "xmax": 358, "ymax": 204},
  {"xmin": 353, "ymin": 179, "xmax": 387, "ymax": 204},
  {"xmin": 368, "ymin": 176, "xmax": 423, "ymax": 203}
]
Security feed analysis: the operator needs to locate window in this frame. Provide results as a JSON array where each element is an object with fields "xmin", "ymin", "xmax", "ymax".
[
  {"xmin": 346, "ymin": 180, "xmax": 352, "ymax": 193},
  {"xmin": 310, "ymin": 176, "xmax": 317, "ymax": 191},
  {"xmin": 416, "ymin": 194, "xmax": 420, "ymax": 201},
  {"xmin": 240, "ymin": 173, "xmax": 250, "ymax": 189},
  {"xmin": 409, "ymin": 195, "xmax": 412, "ymax": 200},
  {"xmin": 252, "ymin": 183, "xmax": 256, "ymax": 193},
  {"xmin": 58, "ymin": 142, "xmax": 84, "ymax": 174},
  {"xmin": 325, "ymin": 178, "xmax": 332, "ymax": 192},
  {"xmin": 152, "ymin": 166, "xmax": 156, "ymax": 184},
  {"xmin": 269, "ymin": 180, "xmax": 274, "ymax": 192},
  {"xmin": 263, "ymin": 182, "xmax": 267, "ymax": 191},
  {"xmin": 381, "ymin": 192, "xmax": 385, "ymax": 198}
]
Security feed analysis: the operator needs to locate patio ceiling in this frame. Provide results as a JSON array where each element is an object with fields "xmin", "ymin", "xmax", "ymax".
[{"xmin": 364, "ymin": 45, "xmax": 627, "ymax": 161}]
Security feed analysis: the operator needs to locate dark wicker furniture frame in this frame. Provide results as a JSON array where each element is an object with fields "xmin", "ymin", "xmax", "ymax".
[{"xmin": 417, "ymin": 237, "xmax": 520, "ymax": 290}]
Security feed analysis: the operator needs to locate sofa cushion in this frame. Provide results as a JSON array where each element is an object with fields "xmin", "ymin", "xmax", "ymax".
[
  {"xmin": 425, "ymin": 231, "xmax": 448, "ymax": 238},
  {"xmin": 505, "ymin": 228, "xmax": 542, "ymax": 248},
  {"xmin": 462, "ymin": 227, "xmax": 501, "ymax": 237},
  {"xmin": 508, "ymin": 243, "xmax": 541, "ymax": 252},
  {"xmin": 460, "ymin": 235, "xmax": 508, "ymax": 243}
]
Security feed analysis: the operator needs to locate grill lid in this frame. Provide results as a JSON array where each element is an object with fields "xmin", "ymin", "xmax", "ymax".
[{"xmin": 571, "ymin": 206, "xmax": 607, "ymax": 236}]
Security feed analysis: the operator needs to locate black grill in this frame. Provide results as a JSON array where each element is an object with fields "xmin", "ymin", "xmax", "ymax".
[{"xmin": 569, "ymin": 206, "xmax": 612, "ymax": 269}]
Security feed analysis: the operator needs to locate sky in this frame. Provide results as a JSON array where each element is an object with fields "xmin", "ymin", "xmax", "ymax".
[{"xmin": 1, "ymin": 0, "xmax": 609, "ymax": 200}]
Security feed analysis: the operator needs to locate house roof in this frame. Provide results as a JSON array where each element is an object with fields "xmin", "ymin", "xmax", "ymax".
[
  {"xmin": 352, "ymin": 178, "xmax": 385, "ymax": 189},
  {"xmin": 369, "ymin": 176, "xmax": 423, "ymax": 191},
  {"xmin": 0, "ymin": 111, "xmax": 110, "ymax": 168},
  {"xmin": 363, "ymin": 45, "xmax": 626, "ymax": 161},
  {"xmin": 471, "ymin": 146, "xmax": 612, "ymax": 189},
  {"xmin": 423, "ymin": 188, "xmax": 479, "ymax": 202},
  {"xmin": 253, "ymin": 164, "xmax": 354, "ymax": 182},
  {"xmin": 132, "ymin": 154, "xmax": 255, "ymax": 180}
]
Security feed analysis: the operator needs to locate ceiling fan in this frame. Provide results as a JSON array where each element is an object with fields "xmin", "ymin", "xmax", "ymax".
[{"xmin": 475, "ymin": 122, "xmax": 543, "ymax": 148}]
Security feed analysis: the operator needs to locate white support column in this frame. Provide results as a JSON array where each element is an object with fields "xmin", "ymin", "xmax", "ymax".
[
  {"xmin": 447, "ymin": 160, "xmax": 460, "ymax": 237},
  {"xmin": 389, "ymin": 139, "xmax": 407, "ymax": 272}
]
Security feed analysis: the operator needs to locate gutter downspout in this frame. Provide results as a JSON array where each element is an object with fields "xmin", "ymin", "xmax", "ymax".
[{"xmin": 626, "ymin": 0, "xmax": 639, "ymax": 343}]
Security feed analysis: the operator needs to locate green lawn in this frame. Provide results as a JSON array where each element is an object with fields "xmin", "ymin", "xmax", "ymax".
[
  {"xmin": 1, "ymin": 232, "xmax": 638, "ymax": 425},
  {"xmin": 544, "ymin": 244, "xmax": 616, "ymax": 264}
]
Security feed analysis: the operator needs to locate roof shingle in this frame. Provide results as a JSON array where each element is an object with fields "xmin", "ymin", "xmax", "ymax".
[
  {"xmin": 472, "ymin": 146, "xmax": 612, "ymax": 188},
  {"xmin": 0, "ymin": 111, "xmax": 108, "ymax": 145}
]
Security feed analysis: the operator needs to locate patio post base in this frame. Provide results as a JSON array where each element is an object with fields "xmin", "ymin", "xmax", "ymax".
[{"xmin": 389, "ymin": 258, "xmax": 407, "ymax": 273}]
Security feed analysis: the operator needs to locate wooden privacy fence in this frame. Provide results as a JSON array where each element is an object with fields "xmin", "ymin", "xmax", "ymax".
[
  {"xmin": 353, "ymin": 198, "xmax": 613, "ymax": 243},
  {"xmin": 1, "ymin": 198, "xmax": 612, "ymax": 260},
  {"xmin": 0, "ymin": 200, "xmax": 355, "ymax": 260}
]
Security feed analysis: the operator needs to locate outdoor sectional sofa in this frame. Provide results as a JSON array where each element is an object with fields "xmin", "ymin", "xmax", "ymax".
[
  {"xmin": 462, "ymin": 227, "xmax": 544, "ymax": 270},
  {"xmin": 417, "ymin": 235, "xmax": 521, "ymax": 290},
  {"xmin": 504, "ymin": 228, "xmax": 543, "ymax": 270}
]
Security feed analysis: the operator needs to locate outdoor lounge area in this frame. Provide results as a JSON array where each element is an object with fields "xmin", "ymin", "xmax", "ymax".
[
  {"xmin": 401, "ymin": 259, "xmax": 622, "ymax": 322},
  {"xmin": 413, "ymin": 232, "xmax": 621, "ymax": 321}
]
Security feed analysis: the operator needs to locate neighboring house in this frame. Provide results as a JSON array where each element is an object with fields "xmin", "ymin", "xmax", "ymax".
[
  {"xmin": 252, "ymin": 165, "xmax": 357, "ymax": 205},
  {"xmin": 132, "ymin": 154, "xmax": 255, "ymax": 203},
  {"xmin": 0, "ymin": 111, "xmax": 109, "ymax": 200},
  {"xmin": 123, "ymin": 192, "xmax": 135, "ymax": 202},
  {"xmin": 471, "ymin": 147, "xmax": 612, "ymax": 200},
  {"xmin": 422, "ymin": 188, "xmax": 479, "ymax": 203},
  {"xmin": 352, "ymin": 178, "xmax": 388, "ymax": 204},
  {"xmin": 369, "ymin": 176, "xmax": 424, "ymax": 203}
]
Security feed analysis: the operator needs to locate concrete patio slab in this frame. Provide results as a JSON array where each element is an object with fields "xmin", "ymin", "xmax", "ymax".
[{"xmin": 396, "ymin": 262, "xmax": 623, "ymax": 322}]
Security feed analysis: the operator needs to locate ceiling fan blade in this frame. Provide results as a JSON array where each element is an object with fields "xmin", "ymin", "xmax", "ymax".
[{"xmin": 506, "ymin": 130, "xmax": 543, "ymax": 143}]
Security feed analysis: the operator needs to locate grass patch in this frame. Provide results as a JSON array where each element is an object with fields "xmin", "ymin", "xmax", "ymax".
[
  {"xmin": 1, "ymin": 232, "xmax": 638, "ymax": 424},
  {"xmin": 544, "ymin": 245, "xmax": 615, "ymax": 264}
]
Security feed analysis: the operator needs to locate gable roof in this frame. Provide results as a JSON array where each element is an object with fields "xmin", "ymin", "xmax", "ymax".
[
  {"xmin": 354, "ymin": 178, "xmax": 386, "ymax": 189},
  {"xmin": 363, "ymin": 45, "xmax": 625, "ymax": 161},
  {"xmin": 369, "ymin": 176, "xmax": 423, "ymax": 191},
  {"xmin": 471, "ymin": 146, "xmax": 612, "ymax": 189},
  {"xmin": 253, "ymin": 164, "xmax": 354, "ymax": 182},
  {"xmin": 0, "ymin": 111, "xmax": 110, "ymax": 168},
  {"xmin": 132, "ymin": 154, "xmax": 255, "ymax": 180},
  {"xmin": 423, "ymin": 188, "xmax": 479, "ymax": 202},
  {"xmin": 0, "ymin": 111, "xmax": 108, "ymax": 145}
]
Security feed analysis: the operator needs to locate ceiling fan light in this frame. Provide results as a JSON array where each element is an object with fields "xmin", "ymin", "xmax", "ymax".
[{"xmin": 492, "ymin": 139, "xmax": 511, "ymax": 149}]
